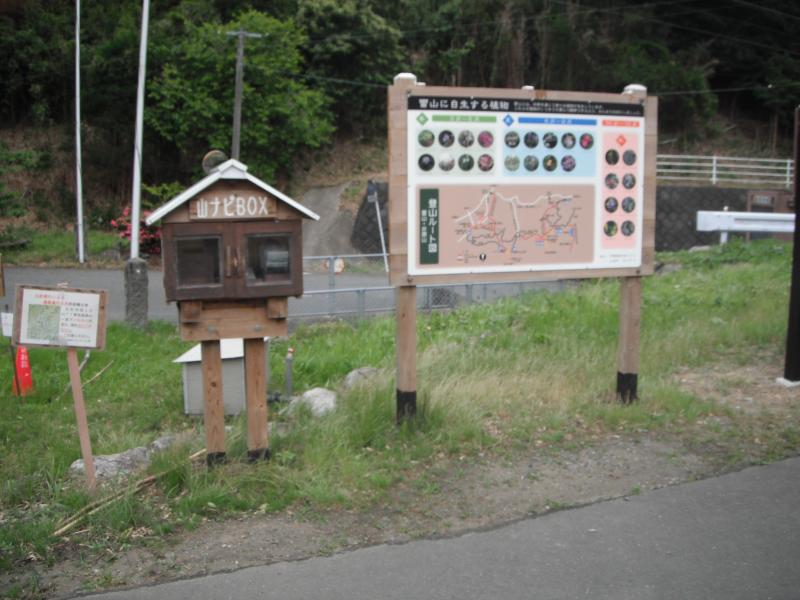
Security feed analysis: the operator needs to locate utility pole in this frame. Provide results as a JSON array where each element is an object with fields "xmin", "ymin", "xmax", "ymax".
[
  {"xmin": 75, "ymin": 0, "xmax": 85, "ymax": 263},
  {"xmin": 781, "ymin": 106, "xmax": 800, "ymax": 383},
  {"xmin": 227, "ymin": 30, "xmax": 263, "ymax": 161}
]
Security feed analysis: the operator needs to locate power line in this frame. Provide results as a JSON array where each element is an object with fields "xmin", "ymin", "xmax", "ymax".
[
  {"xmin": 546, "ymin": 0, "xmax": 800, "ymax": 57},
  {"xmin": 303, "ymin": 0, "xmax": 697, "ymax": 44},
  {"xmin": 282, "ymin": 70, "xmax": 793, "ymax": 98}
]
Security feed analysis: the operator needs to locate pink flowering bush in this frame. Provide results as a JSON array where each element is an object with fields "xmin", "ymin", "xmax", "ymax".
[{"xmin": 110, "ymin": 206, "xmax": 162, "ymax": 256}]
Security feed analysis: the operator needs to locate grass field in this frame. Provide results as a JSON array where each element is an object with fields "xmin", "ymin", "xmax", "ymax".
[
  {"xmin": 0, "ymin": 239, "xmax": 797, "ymax": 574},
  {"xmin": 1, "ymin": 226, "xmax": 122, "ymax": 267}
]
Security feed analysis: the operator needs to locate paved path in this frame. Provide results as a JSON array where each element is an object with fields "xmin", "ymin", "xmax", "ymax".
[
  {"xmin": 80, "ymin": 457, "xmax": 800, "ymax": 600},
  {"xmin": 0, "ymin": 266, "xmax": 391, "ymax": 323},
  {"xmin": 1, "ymin": 266, "xmax": 563, "ymax": 324}
]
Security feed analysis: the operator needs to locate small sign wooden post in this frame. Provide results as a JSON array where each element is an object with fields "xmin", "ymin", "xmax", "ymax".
[
  {"xmin": 387, "ymin": 74, "xmax": 657, "ymax": 416},
  {"xmin": 12, "ymin": 285, "xmax": 108, "ymax": 491}
]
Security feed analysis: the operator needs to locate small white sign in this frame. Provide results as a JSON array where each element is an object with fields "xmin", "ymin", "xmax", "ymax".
[
  {"xmin": 1, "ymin": 312, "xmax": 12, "ymax": 337},
  {"xmin": 14, "ymin": 286, "xmax": 107, "ymax": 349}
]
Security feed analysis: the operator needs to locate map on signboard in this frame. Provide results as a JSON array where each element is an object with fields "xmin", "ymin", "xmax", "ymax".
[{"xmin": 419, "ymin": 184, "xmax": 594, "ymax": 269}]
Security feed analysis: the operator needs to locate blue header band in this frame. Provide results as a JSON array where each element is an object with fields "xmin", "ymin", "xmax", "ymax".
[{"xmin": 518, "ymin": 117, "xmax": 597, "ymax": 126}]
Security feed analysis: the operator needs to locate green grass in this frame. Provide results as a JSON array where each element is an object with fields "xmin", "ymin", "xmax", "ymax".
[
  {"xmin": 1, "ymin": 238, "xmax": 797, "ymax": 573},
  {"xmin": 1, "ymin": 226, "xmax": 122, "ymax": 266}
]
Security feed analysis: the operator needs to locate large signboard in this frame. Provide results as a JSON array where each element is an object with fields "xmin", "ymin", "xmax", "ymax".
[
  {"xmin": 13, "ymin": 286, "xmax": 107, "ymax": 350},
  {"xmin": 389, "ymin": 79, "xmax": 657, "ymax": 285}
]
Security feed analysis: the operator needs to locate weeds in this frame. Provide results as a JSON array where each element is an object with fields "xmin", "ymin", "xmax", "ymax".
[{"xmin": 0, "ymin": 239, "xmax": 797, "ymax": 574}]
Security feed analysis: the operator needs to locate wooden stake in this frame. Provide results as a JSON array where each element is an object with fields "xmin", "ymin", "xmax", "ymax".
[
  {"xmin": 67, "ymin": 347, "xmax": 96, "ymax": 491},
  {"xmin": 617, "ymin": 276, "xmax": 642, "ymax": 403},
  {"xmin": 396, "ymin": 285, "xmax": 417, "ymax": 421},
  {"xmin": 244, "ymin": 337, "xmax": 269, "ymax": 461},
  {"xmin": 201, "ymin": 340, "xmax": 226, "ymax": 464}
]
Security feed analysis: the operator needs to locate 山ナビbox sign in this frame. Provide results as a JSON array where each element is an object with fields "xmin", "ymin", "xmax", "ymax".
[
  {"xmin": 12, "ymin": 286, "xmax": 108, "ymax": 350},
  {"xmin": 388, "ymin": 77, "xmax": 657, "ymax": 285},
  {"xmin": 189, "ymin": 183, "xmax": 279, "ymax": 220}
]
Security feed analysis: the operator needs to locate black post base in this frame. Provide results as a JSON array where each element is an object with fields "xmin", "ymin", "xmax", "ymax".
[
  {"xmin": 247, "ymin": 448, "xmax": 271, "ymax": 462},
  {"xmin": 396, "ymin": 389, "xmax": 417, "ymax": 423},
  {"xmin": 616, "ymin": 372, "xmax": 638, "ymax": 404},
  {"xmin": 206, "ymin": 451, "xmax": 227, "ymax": 466}
]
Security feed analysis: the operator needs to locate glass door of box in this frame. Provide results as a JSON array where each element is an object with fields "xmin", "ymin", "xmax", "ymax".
[{"xmin": 237, "ymin": 221, "xmax": 302, "ymax": 298}]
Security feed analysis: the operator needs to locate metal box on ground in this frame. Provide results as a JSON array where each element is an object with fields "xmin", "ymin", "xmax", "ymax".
[{"xmin": 174, "ymin": 338, "xmax": 268, "ymax": 415}]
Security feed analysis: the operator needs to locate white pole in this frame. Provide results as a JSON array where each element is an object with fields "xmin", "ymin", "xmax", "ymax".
[
  {"xmin": 75, "ymin": 0, "xmax": 85, "ymax": 263},
  {"xmin": 130, "ymin": 0, "xmax": 150, "ymax": 259},
  {"xmin": 368, "ymin": 181, "xmax": 389, "ymax": 273}
]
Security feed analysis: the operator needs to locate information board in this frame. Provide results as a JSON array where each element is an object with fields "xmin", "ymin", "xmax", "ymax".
[
  {"xmin": 389, "ymin": 79, "xmax": 657, "ymax": 284},
  {"xmin": 13, "ymin": 286, "xmax": 107, "ymax": 350}
]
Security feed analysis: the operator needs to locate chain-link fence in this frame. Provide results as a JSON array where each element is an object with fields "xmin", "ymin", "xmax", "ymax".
[
  {"xmin": 655, "ymin": 186, "xmax": 748, "ymax": 251},
  {"xmin": 292, "ymin": 180, "xmax": 785, "ymax": 321},
  {"xmin": 290, "ymin": 279, "xmax": 569, "ymax": 321}
]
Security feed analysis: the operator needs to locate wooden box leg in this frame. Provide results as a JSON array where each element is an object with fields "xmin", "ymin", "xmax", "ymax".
[
  {"xmin": 244, "ymin": 337, "xmax": 269, "ymax": 461},
  {"xmin": 201, "ymin": 340, "xmax": 226, "ymax": 464},
  {"xmin": 617, "ymin": 276, "xmax": 642, "ymax": 403}
]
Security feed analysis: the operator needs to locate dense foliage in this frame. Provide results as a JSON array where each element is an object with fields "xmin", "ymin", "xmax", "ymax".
[{"xmin": 0, "ymin": 0, "xmax": 798, "ymax": 218}]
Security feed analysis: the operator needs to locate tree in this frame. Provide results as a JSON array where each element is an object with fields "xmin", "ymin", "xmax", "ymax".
[
  {"xmin": 146, "ymin": 9, "xmax": 334, "ymax": 180},
  {"xmin": 296, "ymin": 0, "xmax": 404, "ymax": 133}
]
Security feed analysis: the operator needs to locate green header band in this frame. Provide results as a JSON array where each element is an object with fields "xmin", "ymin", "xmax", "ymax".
[{"xmin": 431, "ymin": 115, "xmax": 497, "ymax": 123}]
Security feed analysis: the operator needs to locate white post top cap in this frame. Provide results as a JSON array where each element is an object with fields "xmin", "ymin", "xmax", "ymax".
[
  {"xmin": 394, "ymin": 73, "xmax": 418, "ymax": 85},
  {"xmin": 623, "ymin": 84, "xmax": 648, "ymax": 95}
]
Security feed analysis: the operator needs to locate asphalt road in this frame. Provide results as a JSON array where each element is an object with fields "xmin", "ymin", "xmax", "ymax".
[
  {"xmin": 0, "ymin": 266, "xmax": 392, "ymax": 323},
  {"xmin": 1, "ymin": 266, "xmax": 564, "ymax": 323},
  {"xmin": 79, "ymin": 457, "xmax": 800, "ymax": 600}
]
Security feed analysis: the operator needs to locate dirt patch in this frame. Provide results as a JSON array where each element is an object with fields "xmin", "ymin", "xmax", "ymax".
[
  {"xmin": 4, "ymin": 353, "xmax": 799, "ymax": 598},
  {"xmin": 674, "ymin": 357, "xmax": 798, "ymax": 417}
]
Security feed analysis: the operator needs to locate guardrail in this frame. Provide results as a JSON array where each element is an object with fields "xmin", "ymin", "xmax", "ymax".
[
  {"xmin": 696, "ymin": 210, "xmax": 794, "ymax": 244},
  {"xmin": 657, "ymin": 155, "xmax": 794, "ymax": 188}
]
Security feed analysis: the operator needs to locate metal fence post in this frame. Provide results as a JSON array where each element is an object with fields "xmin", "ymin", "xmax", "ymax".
[
  {"xmin": 357, "ymin": 288, "xmax": 366, "ymax": 319},
  {"xmin": 327, "ymin": 256, "xmax": 336, "ymax": 316},
  {"xmin": 328, "ymin": 256, "xmax": 336, "ymax": 289},
  {"xmin": 284, "ymin": 348, "xmax": 294, "ymax": 398},
  {"xmin": 711, "ymin": 155, "xmax": 718, "ymax": 185},
  {"xmin": 720, "ymin": 205, "xmax": 729, "ymax": 245},
  {"xmin": 788, "ymin": 159, "xmax": 793, "ymax": 190}
]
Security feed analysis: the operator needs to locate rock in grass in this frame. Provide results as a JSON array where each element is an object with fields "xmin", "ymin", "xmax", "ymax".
[
  {"xmin": 69, "ymin": 435, "xmax": 177, "ymax": 480},
  {"xmin": 342, "ymin": 367, "xmax": 380, "ymax": 390},
  {"xmin": 289, "ymin": 387, "xmax": 337, "ymax": 417}
]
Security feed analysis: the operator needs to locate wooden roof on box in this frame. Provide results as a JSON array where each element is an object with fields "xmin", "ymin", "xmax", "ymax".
[{"xmin": 145, "ymin": 159, "xmax": 319, "ymax": 225}]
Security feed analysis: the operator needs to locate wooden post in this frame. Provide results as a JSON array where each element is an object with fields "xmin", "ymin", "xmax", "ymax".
[
  {"xmin": 396, "ymin": 285, "xmax": 417, "ymax": 421},
  {"xmin": 67, "ymin": 347, "xmax": 96, "ymax": 491},
  {"xmin": 244, "ymin": 337, "xmax": 269, "ymax": 461},
  {"xmin": 617, "ymin": 276, "xmax": 642, "ymax": 403},
  {"xmin": 201, "ymin": 340, "xmax": 226, "ymax": 464}
]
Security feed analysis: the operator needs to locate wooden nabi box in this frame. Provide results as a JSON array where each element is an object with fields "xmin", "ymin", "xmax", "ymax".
[{"xmin": 146, "ymin": 159, "xmax": 319, "ymax": 341}]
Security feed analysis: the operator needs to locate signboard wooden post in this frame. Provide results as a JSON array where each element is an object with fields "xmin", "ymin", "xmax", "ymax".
[
  {"xmin": 12, "ymin": 285, "xmax": 108, "ymax": 491},
  {"xmin": 388, "ymin": 74, "xmax": 657, "ymax": 416}
]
